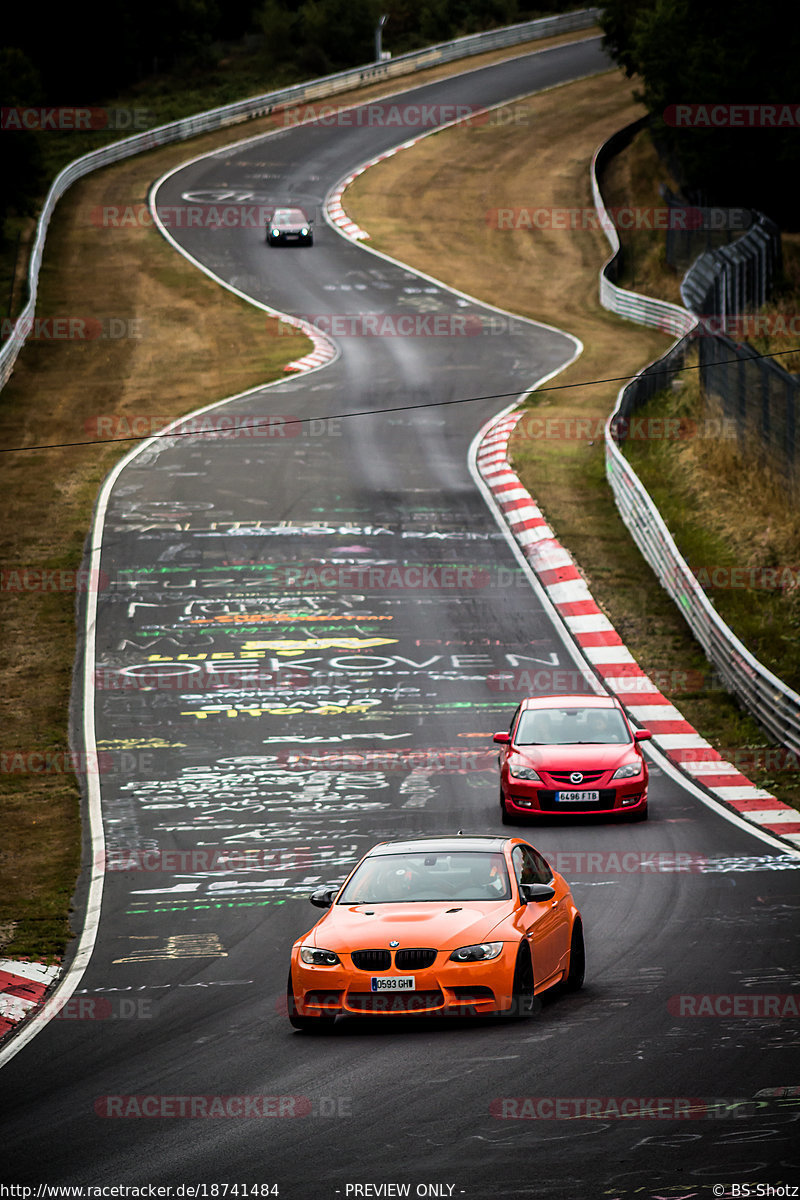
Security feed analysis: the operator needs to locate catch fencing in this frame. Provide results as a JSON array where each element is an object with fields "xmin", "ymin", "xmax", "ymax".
[
  {"xmin": 674, "ymin": 181, "xmax": 797, "ymax": 491},
  {"xmin": 680, "ymin": 211, "xmax": 782, "ymax": 315},
  {"xmin": 593, "ymin": 120, "xmax": 800, "ymax": 755},
  {"xmin": 698, "ymin": 332, "xmax": 798, "ymax": 492}
]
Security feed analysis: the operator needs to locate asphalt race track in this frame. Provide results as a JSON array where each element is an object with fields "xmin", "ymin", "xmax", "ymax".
[{"xmin": 2, "ymin": 36, "xmax": 800, "ymax": 1200}]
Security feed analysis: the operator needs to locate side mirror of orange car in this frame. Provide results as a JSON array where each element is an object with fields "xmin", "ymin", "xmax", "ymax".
[
  {"xmin": 310, "ymin": 885, "xmax": 338, "ymax": 908},
  {"xmin": 493, "ymin": 732, "xmax": 511, "ymax": 744},
  {"xmin": 634, "ymin": 729, "xmax": 653, "ymax": 741},
  {"xmin": 520, "ymin": 883, "xmax": 556, "ymax": 904}
]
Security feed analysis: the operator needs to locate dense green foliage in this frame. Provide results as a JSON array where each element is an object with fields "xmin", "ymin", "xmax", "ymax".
[
  {"xmin": 600, "ymin": 0, "xmax": 800, "ymax": 226},
  {"xmin": 3, "ymin": 0, "xmax": 574, "ymax": 100},
  {"xmin": 1, "ymin": 0, "xmax": 581, "ymax": 240}
]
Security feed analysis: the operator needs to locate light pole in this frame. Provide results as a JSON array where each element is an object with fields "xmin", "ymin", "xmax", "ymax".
[{"xmin": 375, "ymin": 14, "xmax": 389, "ymax": 61}]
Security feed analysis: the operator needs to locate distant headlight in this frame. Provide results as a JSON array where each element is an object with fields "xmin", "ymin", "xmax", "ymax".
[
  {"xmin": 612, "ymin": 760, "xmax": 642, "ymax": 780},
  {"xmin": 509, "ymin": 764, "xmax": 541, "ymax": 781},
  {"xmin": 270, "ymin": 229, "xmax": 280, "ymax": 237},
  {"xmin": 301, "ymin": 227, "xmax": 309, "ymax": 235},
  {"xmin": 449, "ymin": 942, "xmax": 504, "ymax": 963},
  {"xmin": 300, "ymin": 946, "xmax": 340, "ymax": 966}
]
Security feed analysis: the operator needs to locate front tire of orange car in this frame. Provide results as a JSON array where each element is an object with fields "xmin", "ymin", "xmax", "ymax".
[
  {"xmin": 563, "ymin": 920, "xmax": 585, "ymax": 992},
  {"xmin": 287, "ymin": 970, "xmax": 336, "ymax": 1033},
  {"xmin": 503, "ymin": 945, "xmax": 535, "ymax": 1019}
]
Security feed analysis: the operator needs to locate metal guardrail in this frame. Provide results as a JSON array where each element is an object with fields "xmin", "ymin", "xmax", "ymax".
[
  {"xmin": 590, "ymin": 119, "xmax": 697, "ymax": 341},
  {"xmin": 592, "ymin": 121, "xmax": 800, "ymax": 756},
  {"xmin": 0, "ymin": 8, "xmax": 600, "ymax": 392}
]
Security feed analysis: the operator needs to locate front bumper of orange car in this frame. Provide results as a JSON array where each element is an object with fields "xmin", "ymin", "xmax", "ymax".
[{"xmin": 290, "ymin": 945, "xmax": 522, "ymax": 1017}]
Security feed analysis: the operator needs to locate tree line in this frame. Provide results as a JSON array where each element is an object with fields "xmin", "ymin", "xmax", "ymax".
[
  {"xmin": 600, "ymin": 0, "xmax": 800, "ymax": 227},
  {"xmin": 2, "ymin": 0, "xmax": 797, "ymax": 242},
  {"xmin": 1, "ymin": 0, "xmax": 561, "ymax": 239}
]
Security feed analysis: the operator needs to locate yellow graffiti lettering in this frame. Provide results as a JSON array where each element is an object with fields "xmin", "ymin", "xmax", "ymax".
[
  {"xmin": 241, "ymin": 637, "xmax": 397, "ymax": 654},
  {"xmin": 180, "ymin": 701, "xmax": 381, "ymax": 719}
]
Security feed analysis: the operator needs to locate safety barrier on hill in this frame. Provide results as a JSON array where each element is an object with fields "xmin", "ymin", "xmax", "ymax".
[
  {"xmin": 592, "ymin": 120, "xmax": 800, "ymax": 756},
  {"xmin": 0, "ymin": 8, "xmax": 600, "ymax": 393}
]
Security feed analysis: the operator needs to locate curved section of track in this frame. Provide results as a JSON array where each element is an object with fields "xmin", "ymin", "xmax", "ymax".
[{"xmin": 3, "ymin": 38, "xmax": 800, "ymax": 1199}]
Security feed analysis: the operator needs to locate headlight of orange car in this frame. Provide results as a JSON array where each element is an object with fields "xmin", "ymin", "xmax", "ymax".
[
  {"xmin": 449, "ymin": 942, "xmax": 504, "ymax": 962},
  {"xmin": 299, "ymin": 946, "xmax": 341, "ymax": 966}
]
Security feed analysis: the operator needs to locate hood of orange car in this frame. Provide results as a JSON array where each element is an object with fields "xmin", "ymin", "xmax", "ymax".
[{"xmin": 308, "ymin": 900, "xmax": 516, "ymax": 951}]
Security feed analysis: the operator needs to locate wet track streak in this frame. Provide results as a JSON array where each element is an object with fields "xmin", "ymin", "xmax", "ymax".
[{"xmin": 3, "ymin": 36, "xmax": 800, "ymax": 1199}]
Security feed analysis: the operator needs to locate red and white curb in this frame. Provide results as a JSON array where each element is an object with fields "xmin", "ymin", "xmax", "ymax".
[
  {"xmin": 326, "ymin": 143, "xmax": 417, "ymax": 240},
  {"xmin": 0, "ymin": 959, "xmax": 61, "ymax": 1039},
  {"xmin": 280, "ymin": 316, "xmax": 337, "ymax": 373},
  {"xmin": 476, "ymin": 412, "xmax": 800, "ymax": 848}
]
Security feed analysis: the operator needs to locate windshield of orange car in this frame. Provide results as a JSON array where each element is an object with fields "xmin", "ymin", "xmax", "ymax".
[
  {"xmin": 338, "ymin": 851, "xmax": 511, "ymax": 904},
  {"xmin": 515, "ymin": 706, "xmax": 630, "ymax": 745}
]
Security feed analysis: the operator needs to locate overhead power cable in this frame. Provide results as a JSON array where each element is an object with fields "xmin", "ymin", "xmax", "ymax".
[{"xmin": 1, "ymin": 344, "xmax": 798, "ymax": 454}]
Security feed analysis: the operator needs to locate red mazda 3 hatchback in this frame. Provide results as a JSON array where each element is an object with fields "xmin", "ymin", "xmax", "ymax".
[{"xmin": 494, "ymin": 694, "xmax": 652, "ymax": 822}]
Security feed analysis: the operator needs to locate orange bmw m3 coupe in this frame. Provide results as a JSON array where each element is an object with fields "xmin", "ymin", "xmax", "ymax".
[{"xmin": 287, "ymin": 834, "xmax": 584, "ymax": 1030}]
